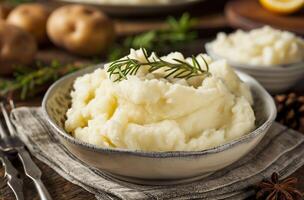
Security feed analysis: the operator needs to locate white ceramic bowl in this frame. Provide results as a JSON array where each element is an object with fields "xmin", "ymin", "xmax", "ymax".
[
  {"xmin": 205, "ymin": 43, "xmax": 304, "ymax": 94},
  {"xmin": 42, "ymin": 64, "xmax": 276, "ymax": 185}
]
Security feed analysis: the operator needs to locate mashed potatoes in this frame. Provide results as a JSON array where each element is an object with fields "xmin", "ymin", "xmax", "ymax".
[
  {"xmin": 209, "ymin": 26, "xmax": 304, "ymax": 66},
  {"xmin": 65, "ymin": 49, "xmax": 255, "ymax": 151}
]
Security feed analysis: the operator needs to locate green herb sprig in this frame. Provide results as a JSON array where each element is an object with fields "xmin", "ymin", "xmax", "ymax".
[
  {"xmin": 108, "ymin": 13, "xmax": 197, "ymax": 61},
  {"xmin": 0, "ymin": 13, "xmax": 197, "ymax": 99},
  {"xmin": 4, "ymin": 0, "xmax": 33, "ymax": 5},
  {"xmin": 0, "ymin": 61, "xmax": 88, "ymax": 100},
  {"xmin": 107, "ymin": 49, "xmax": 210, "ymax": 82}
]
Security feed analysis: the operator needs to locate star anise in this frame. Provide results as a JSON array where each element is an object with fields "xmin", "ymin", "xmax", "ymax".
[{"xmin": 256, "ymin": 172, "xmax": 303, "ymax": 200}]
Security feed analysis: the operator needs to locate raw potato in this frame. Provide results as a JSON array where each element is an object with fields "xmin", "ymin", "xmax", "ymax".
[
  {"xmin": 0, "ymin": 21, "xmax": 37, "ymax": 75},
  {"xmin": 47, "ymin": 5, "xmax": 115, "ymax": 56},
  {"xmin": 7, "ymin": 3, "xmax": 50, "ymax": 44}
]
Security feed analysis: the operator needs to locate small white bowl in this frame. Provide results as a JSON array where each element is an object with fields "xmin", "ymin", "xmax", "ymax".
[
  {"xmin": 205, "ymin": 43, "xmax": 304, "ymax": 94},
  {"xmin": 42, "ymin": 64, "xmax": 276, "ymax": 185}
]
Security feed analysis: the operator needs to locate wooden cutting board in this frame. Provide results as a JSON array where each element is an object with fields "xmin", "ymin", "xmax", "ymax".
[{"xmin": 225, "ymin": 0, "xmax": 304, "ymax": 35}]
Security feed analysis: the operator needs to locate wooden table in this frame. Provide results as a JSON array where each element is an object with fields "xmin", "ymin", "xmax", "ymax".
[
  {"xmin": 1, "ymin": 156, "xmax": 304, "ymax": 200},
  {"xmin": 1, "ymin": 57, "xmax": 304, "ymax": 200},
  {"xmin": 1, "ymin": 0, "xmax": 304, "ymax": 199}
]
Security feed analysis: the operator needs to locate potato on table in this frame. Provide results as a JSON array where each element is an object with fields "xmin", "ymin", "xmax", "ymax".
[
  {"xmin": 47, "ymin": 5, "xmax": 115, "ymax": 56},
  {"xmin": 0, "ymin": 21, "xmax": 37, "ymax": 75},
  {"xmin": 7, "ymin": 3, "xmax": 50, "ymax": 44}
]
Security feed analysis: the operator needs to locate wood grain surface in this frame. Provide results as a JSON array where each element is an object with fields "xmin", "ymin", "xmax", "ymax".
[
  {"xmin": 225, "ymin": 0, "xmax": 304, "ymax": 35},
  {"xmin": 1, "ymin": 1, "xmax": 304, "ymax": 199},
  {"xmin": 1, "ymin": 48, "xmax": 304, "ymax": 200},
  {"xmin": 0, "ymin": 140, "xmax": 303, "ymax": 200},
  {"xmin": 0, "ymin": 157, "xmax": 96, "ymax": 200},
  {"xmin": 30, "ymin": 0, "xmax": 229, "ymax": 36}
]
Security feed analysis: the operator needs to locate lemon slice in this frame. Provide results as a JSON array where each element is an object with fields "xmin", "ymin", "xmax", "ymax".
[{"xmin": 259, "ymin": 0, "xmax": 304, "ymax": 14}]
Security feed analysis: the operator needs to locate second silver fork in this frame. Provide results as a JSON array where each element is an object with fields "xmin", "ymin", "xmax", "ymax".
[{"xmin": 0, "ymin": 100, "xmax": 52, "ymax": 200}]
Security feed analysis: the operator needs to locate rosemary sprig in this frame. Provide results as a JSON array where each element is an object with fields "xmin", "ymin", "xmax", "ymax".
[
  {"xmin": 108, "ymin": 13, "xmax": 197, "ymax": 61},
  {"xmin": 107, "ymin": 49, "xmax": 210, "ymax": 82},
  {"xmin": 4, "ymin": 0, "xmax": 33, "ymax": 5},
  {"xmin": 0, "ymin": 61, "xmax": 88, "ymax": 100}
]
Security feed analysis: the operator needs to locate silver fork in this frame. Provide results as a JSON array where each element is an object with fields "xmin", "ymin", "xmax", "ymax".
[
  {"xmin": 0, "ymin": 102, "xmax": 24, "ymax": 200},
  {"xmin": 0, "ymin": 100, "xmax": 52, "ymax": 200},
  {"xmin": 0, "ymin": 150, "xmax": 24, "ymax": 200}
]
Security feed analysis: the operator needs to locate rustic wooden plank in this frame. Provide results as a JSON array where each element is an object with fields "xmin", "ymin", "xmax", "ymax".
[
  {"xmin": 1, "ymin": 1, "xmax": 303, "ymax": 199},
  {"xmin": 3, "ymin": 0, "xmax": 229, "ymax": 36},
  {"xmin": 1, "ymin": 41, "xmax": 304, "ymax": 200},
  {"xmin": 0, "ymin": 157, "xmax": 96, "ymax": 200},
  {"xmin": 1, "ymin": 159, "xmax": 304, "ymax": 200},
  {"xmin": 114, "ymin": 13, "xmax": 227, "ymax": 36},
  {"xmin": 225, "ymin": 0, "xmax": 304, "ymax": 35}
]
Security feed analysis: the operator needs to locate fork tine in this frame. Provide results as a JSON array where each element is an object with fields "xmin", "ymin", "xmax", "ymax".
[
  {"xmin": 0, "ymin": 103, "xmax": 10, "ymax": 139},
  {"xmin": 0, "ymin": 102, "xmax": 16, "ymax": 136},
  {"xmin": 0, "ymin": 114, "xmax": 9, "ymax": 140},
  {"xmin": 9, "ymin": 100, "xmax": 16, "ymax": 110},
  {"xmin": 9, "ymin": 100, "xmax": 17, "ymax": 121}
]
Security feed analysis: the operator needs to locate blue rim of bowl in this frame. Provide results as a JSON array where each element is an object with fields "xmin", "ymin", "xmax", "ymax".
[
  {"xmin": 42, "ymin": 64, "xmax": 277, "ymax": 158},
  {"xmin": 205, "ymin": 43, "xmax": 304, "ymax": 71}
]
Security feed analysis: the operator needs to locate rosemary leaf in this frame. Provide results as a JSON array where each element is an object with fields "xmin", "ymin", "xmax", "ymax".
[
  {"xmin": 107, "ymin": 49, "xmax": 210, "ymax": 82},
  {"xmin": 5, "ymin": 0, "xmax": 33, "ymax": 5},
  {"xmin": 0, "ymin": 61, "xmax": 89, "ymax": 100},
  {"xmin": 108, "ymin": 13, "xmax": 197, "ymax": 61}
]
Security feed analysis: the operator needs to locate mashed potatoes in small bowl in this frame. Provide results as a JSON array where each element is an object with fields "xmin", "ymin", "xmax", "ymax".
[
  {"xmin": 42, "ymin": 49, "xmax": 276, "ymax": 184},
  {"xmin": 206, "ymin": 26, "xmax": 304, "ymax": 94}
]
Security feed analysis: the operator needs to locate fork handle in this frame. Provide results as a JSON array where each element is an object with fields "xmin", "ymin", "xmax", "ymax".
[
  {"xmin": 33, "ymin": 179, "xmax": 53, "ymax": 200},
  {"xmin": 17, "ymin": 149, "xmax": 52, "ymax": 200},
  {"xmin": 0, "ymin": 152, "xmax": 24, "ymax": 200}
]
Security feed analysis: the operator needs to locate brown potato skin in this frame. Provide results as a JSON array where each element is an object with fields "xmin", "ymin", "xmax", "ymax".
[
  {"xmin": 47, "ymin": 5, "xmax": 115, "ymax": 56},
  {"xmin": 7, "ymin": 3, "xmax": 50, "ymax": 44},
  {"xmin": 0, "ymin": 21, "xmax": 37, "ymax": 75}
]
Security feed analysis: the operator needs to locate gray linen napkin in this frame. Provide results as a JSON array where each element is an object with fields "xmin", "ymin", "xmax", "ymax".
[{"xmin": 11, "ymin": 107, "xmax": 304, "ymax": 200}]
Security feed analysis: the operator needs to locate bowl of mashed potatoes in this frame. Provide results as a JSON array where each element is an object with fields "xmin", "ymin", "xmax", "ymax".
[
  {"xmin": 42, "ymin": 49, "xmax": 276, "ymax": 184},
  {"xmin": 206, "ymin": 26, "xmax": 304, "ymax": 94}
]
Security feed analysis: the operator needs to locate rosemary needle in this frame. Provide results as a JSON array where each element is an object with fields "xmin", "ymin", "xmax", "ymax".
[{"xmin": 107, "ymin": 49, "xmax": 211, "ymax": 82}]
